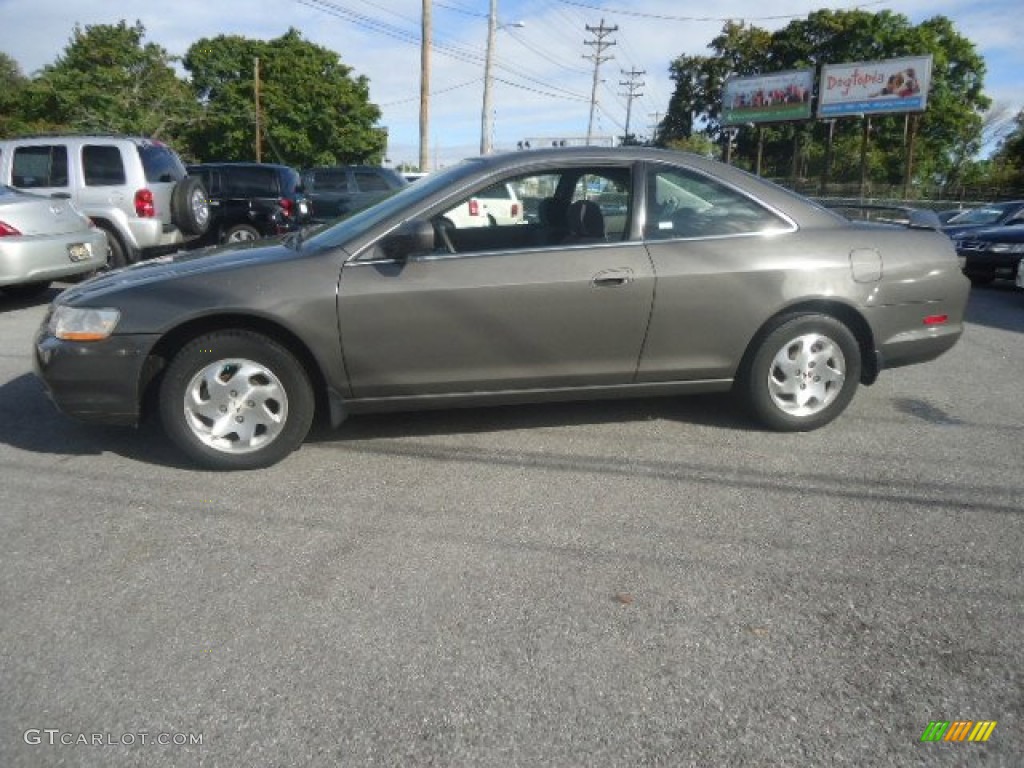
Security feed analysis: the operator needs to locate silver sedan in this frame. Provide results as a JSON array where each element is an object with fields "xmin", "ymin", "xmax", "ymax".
[{"xmin": 0, "ymin": 185, "xmax": 107, "ymax": 299}]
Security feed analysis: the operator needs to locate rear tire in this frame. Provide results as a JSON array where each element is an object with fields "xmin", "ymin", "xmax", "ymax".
[
  {"xmin": 100, "ymin": 227, "xmax": 128, "ymax": 269},
  {"xmin": 742, "ymin": 313, "xmax": 861, "ymax": 432},
  {"xmin": 159, "ymin": 330, "xmax": 315, "ymax": 470},
  {"xmin": 172, "ymin": 177, "xmax": 211, "ymax": 237},
  {"xmin": 222, "ymin": 223, "xmax": 261, "ymax": 243}
]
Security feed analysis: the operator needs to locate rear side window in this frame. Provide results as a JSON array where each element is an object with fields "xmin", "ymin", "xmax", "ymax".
[
  {"xmin": 138, "ymin": 143, "xmax": 186, "ymax": 184},
  {"xmin": 222, "ymin": 167, "xmax": 278, "ymax": 197},
  {"xmin": 11, "ymin": 145, "xmax": 69, "ymax": 188},
  {"xmin": 354, "ymin": 171, "xmax": 390, "ymax": 193},
  {"xmin": 279, "ymin": 167, "xmax": 302, "ymax": 196},
  {"xmin": 83, "ymin": 145, "xmax": 126, "ymax": 186},
  {"xmin": 645, "ymin": 166, "xmax": 790, "ymax": 239}
]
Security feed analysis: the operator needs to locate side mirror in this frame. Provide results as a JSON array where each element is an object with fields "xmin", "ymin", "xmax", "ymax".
[{"xmin": 382, "ymin": 219, "xmax": 435, "ymax": 260}]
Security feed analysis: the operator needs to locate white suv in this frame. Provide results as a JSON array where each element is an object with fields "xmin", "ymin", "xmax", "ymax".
[{"xmin": 0, "ymin": 135, "xmax": 210, "ymax": 267}]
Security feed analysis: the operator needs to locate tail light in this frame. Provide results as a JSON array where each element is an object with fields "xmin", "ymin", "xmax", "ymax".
[
  {"xmin": 511, "ymin": 203, "xmax": 520, "ymax": 218},
  {"xmin": 279, "ymin": 198, "xmax": 294, "ymax": 218},
  {"xmin": 0, "ymin": 221, "xmax": 21, "ymax": 236},
  {"xmin": 468, "ymin": 199, "xmax": 480, "ymax": 217},
  {"xmin": 134, "ymin": 189, "xmax": 155, "ymax": 218}
]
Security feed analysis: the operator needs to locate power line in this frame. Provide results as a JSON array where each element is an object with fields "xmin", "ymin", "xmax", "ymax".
[{"xmin": 555, "ymin": 0, "xmax": 885, "ymax": 23}]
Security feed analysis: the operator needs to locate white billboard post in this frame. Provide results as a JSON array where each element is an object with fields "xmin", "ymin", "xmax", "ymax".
[{"xmin": 818, "ymin": 56, "xmax": 933, "ymax": 198}]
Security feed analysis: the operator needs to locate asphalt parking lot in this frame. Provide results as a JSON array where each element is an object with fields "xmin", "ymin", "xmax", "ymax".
[{"xmin": 1, "ymin": 281, "xmax": 1021, "ymax": 767}]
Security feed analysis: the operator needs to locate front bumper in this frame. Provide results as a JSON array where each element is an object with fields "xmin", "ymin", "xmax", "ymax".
[
  {"xmin": 34, "ymin": 326, "xmax": 161, "ymax": 426},
  {"xmin": 957, "ymin": 248, "xmax": 1024, "ymax": 279}
]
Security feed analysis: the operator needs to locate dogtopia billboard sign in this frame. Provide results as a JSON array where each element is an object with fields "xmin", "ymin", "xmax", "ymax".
[{"xmin": 818, "ymin": 55, "xmax": 933, "ymax": 117}]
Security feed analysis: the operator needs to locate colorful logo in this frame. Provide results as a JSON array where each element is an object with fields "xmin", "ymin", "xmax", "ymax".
[{"xmin": 921, "ymin": 721, "xmax": 997, "ymax": 742}]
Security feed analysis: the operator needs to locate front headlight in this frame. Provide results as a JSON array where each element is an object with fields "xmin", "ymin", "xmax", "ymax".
[
  {"xmin": 48, "ymin": 306, "xmax": 121, "ymax": 341},
  {"xmin": 988, "ymin": 242, "xmax": 1024, "ymax": 254}
]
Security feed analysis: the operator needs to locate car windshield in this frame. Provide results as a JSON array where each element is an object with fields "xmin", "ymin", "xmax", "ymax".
[
  {"xmin": 301, "ymin": 160, "xmax": 484, "ymax": 250},
  {"xmin": 946, "ymin": 206, "xmax": 1011, "ymax": 226}
]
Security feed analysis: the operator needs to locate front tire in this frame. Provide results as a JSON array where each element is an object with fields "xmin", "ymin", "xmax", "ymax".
[
  {"xmin": 743, "ymin": 313, "xmax": 861, "ymax": 432},
  {"xmin": 159, "ymin": 330, "xmax": 314, "ymax": 470}
]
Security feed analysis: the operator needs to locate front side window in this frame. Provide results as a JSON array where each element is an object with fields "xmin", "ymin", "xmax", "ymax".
[
  {"xmin": 12, "ymin": 145, "xmax": 69, "ymax": 188},
  {"xmin": 309, "ymin": 169, "xmax": 349, "ymax": 191},
  {"xmin": 432, "ymin": 165, "xmax": 633, "ymax": 255},
  {"xmin": 645, "ymin": 166, "xmax": 789, "ymax": 240},
  {"xmin": 83, "ymin": 145, "xmax": 126, "ymax": 186}
]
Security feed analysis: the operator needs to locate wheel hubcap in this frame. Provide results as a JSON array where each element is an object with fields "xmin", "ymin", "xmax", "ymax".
[
  {"xmin": 767, "ymin": 333, "xmax": 846, "ymax": 417},
  {"xmin": 183, "ymin": 358, "xmax": 288, "ymax": 454},
  {"xmin": 228, "ymin": 229, "xmax": 257, "ymax": 242},
  {"xmin": 191, "ymin": 189, "xmax": 210, "ymax": 229}
]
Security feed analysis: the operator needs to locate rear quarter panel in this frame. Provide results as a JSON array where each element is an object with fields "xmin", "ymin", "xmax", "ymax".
[{"xmin": 637, "ymin": 224, "xmax": 965, "ymax": 382}]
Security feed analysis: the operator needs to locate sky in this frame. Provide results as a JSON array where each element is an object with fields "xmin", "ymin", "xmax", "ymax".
[{"xmin": 0, "ymin": 0, "xmax": 1021, "ymax": 169}]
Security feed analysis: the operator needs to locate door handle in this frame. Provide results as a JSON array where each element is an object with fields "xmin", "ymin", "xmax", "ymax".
[{"xmin": 592, "ymin": 268, "xmax": 634, "ymax": 287}]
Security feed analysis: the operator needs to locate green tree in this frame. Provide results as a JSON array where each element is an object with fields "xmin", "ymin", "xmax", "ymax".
[
  {"xmin": 991, "ymin": 109, "xmax": 1024, "ymax": 190},
  {"xmin": 18, "ymin": 21, "xmax": 199, "ymax": 141},
  {"xmin": 183, "ymin": 29, "xmax": 385, "ymax": 167},
  {"xmin": 0, "ymin": 52, "xmax": 31, "ymax": 136}
]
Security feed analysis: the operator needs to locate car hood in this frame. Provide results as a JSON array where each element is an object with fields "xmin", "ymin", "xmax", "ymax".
[{"xmin": 58, "ymin": 239, "xmax": 306, "ymax": 305}]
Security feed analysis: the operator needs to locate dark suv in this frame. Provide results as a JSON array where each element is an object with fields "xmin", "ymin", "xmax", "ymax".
[
  {"xmin": 186, "ymin": 163, "xmax": 312, "ymax": 245},
  {"xmin": 301, "ymin": 165, "xmax": 407, "ymax": 221}
]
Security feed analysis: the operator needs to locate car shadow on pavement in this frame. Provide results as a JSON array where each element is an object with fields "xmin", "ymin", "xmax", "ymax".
[
  {"xmin": 0, "ymin": 285, "xmax": 60, "ymax": 312},
  {"xmin": 0, "ymin": 369, "xmax": 753, "ymax": 466},
  {"xmin": 0, "ymin": 372, "xmax": 195, "ymax": 469},
  {"xmin": 965, "ymin": 281, "xmax": 1024, "ymax": 334},
  {"xmin": 312, "ymin": 392, "xmax": 753, "ymax": 444}
]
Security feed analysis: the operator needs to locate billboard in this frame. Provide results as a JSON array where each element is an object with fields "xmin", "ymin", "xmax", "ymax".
[
  {"xmin": 818, "ymin": 55, "xmax": 932, "ymax": 117},
  {"xmin": 722, "ymin": 70, "xmax": 814, "ymax": 125}
]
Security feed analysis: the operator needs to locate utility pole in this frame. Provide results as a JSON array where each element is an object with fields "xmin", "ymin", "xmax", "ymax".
[
  {"xmin": 420, "ymin": 0, "xmax": 431, "ymax": 170},
  {"xmin": 254, "ymin": 57, "xmax": 261, "ymax": 163},
  {"xmin": 619, "ymin": 67, "xmax": 645, "ymax": 140},
  {"xmin": 649, "ymin": 111, "xmax": 662, "ymax": 143},
  {"xmin": 583, "ymin": 19, "xmax": 617, "ymax": 146},
  {"xmin": 480, "ymin": 0, "xmax": 498, "ymax": 155}
]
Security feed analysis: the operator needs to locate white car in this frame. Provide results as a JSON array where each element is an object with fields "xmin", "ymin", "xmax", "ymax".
[
  {"xmin": 441, "ymin": 182, "xmax": 524, "ymax": 228},
  {"xmin": 0, "ymin": 185, "xmax": 107, "ymax": 299}
]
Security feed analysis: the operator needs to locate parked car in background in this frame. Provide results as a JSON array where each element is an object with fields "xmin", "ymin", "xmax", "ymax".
[
  {"xmin": 0, "ymin": 185, "xmax": 107, "ymax": 299},
  {"xmin": 186, "ymin": 163, "xmax": 312, "ymax": 245},
  {"xmin": 440, "ymin": 181, "xmax": 525, "ymax": 228},
  {"xmin": 950, "ymin": 224, "xmax": 1024, "ymax": 285},
  {"xmin": 942, "ymin": 200, "xmax": 1024, "ymax": 239},
  {"xmin": 402, "ymin": 172, "xmax": 429, "ymax": 183},
  {"xmin": 302, "ymin": 165, "xmax": 407, "ymax": 221},
  {"xmin": 936, "ymin": 207, "xmax": 969, "ymax": 224},
  {"xmin": 34, "ymin": 147, "xmax": 969, "ymax": 470},
  {"xmin": 0, "ymin": 135, "xmax": 209, "ymax": 268}
]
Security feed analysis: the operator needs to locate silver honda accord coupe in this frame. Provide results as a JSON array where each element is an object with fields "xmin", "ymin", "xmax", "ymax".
[{"xmin": 34, "ymin": 147, "xmax": 969, "ymax": 470}]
